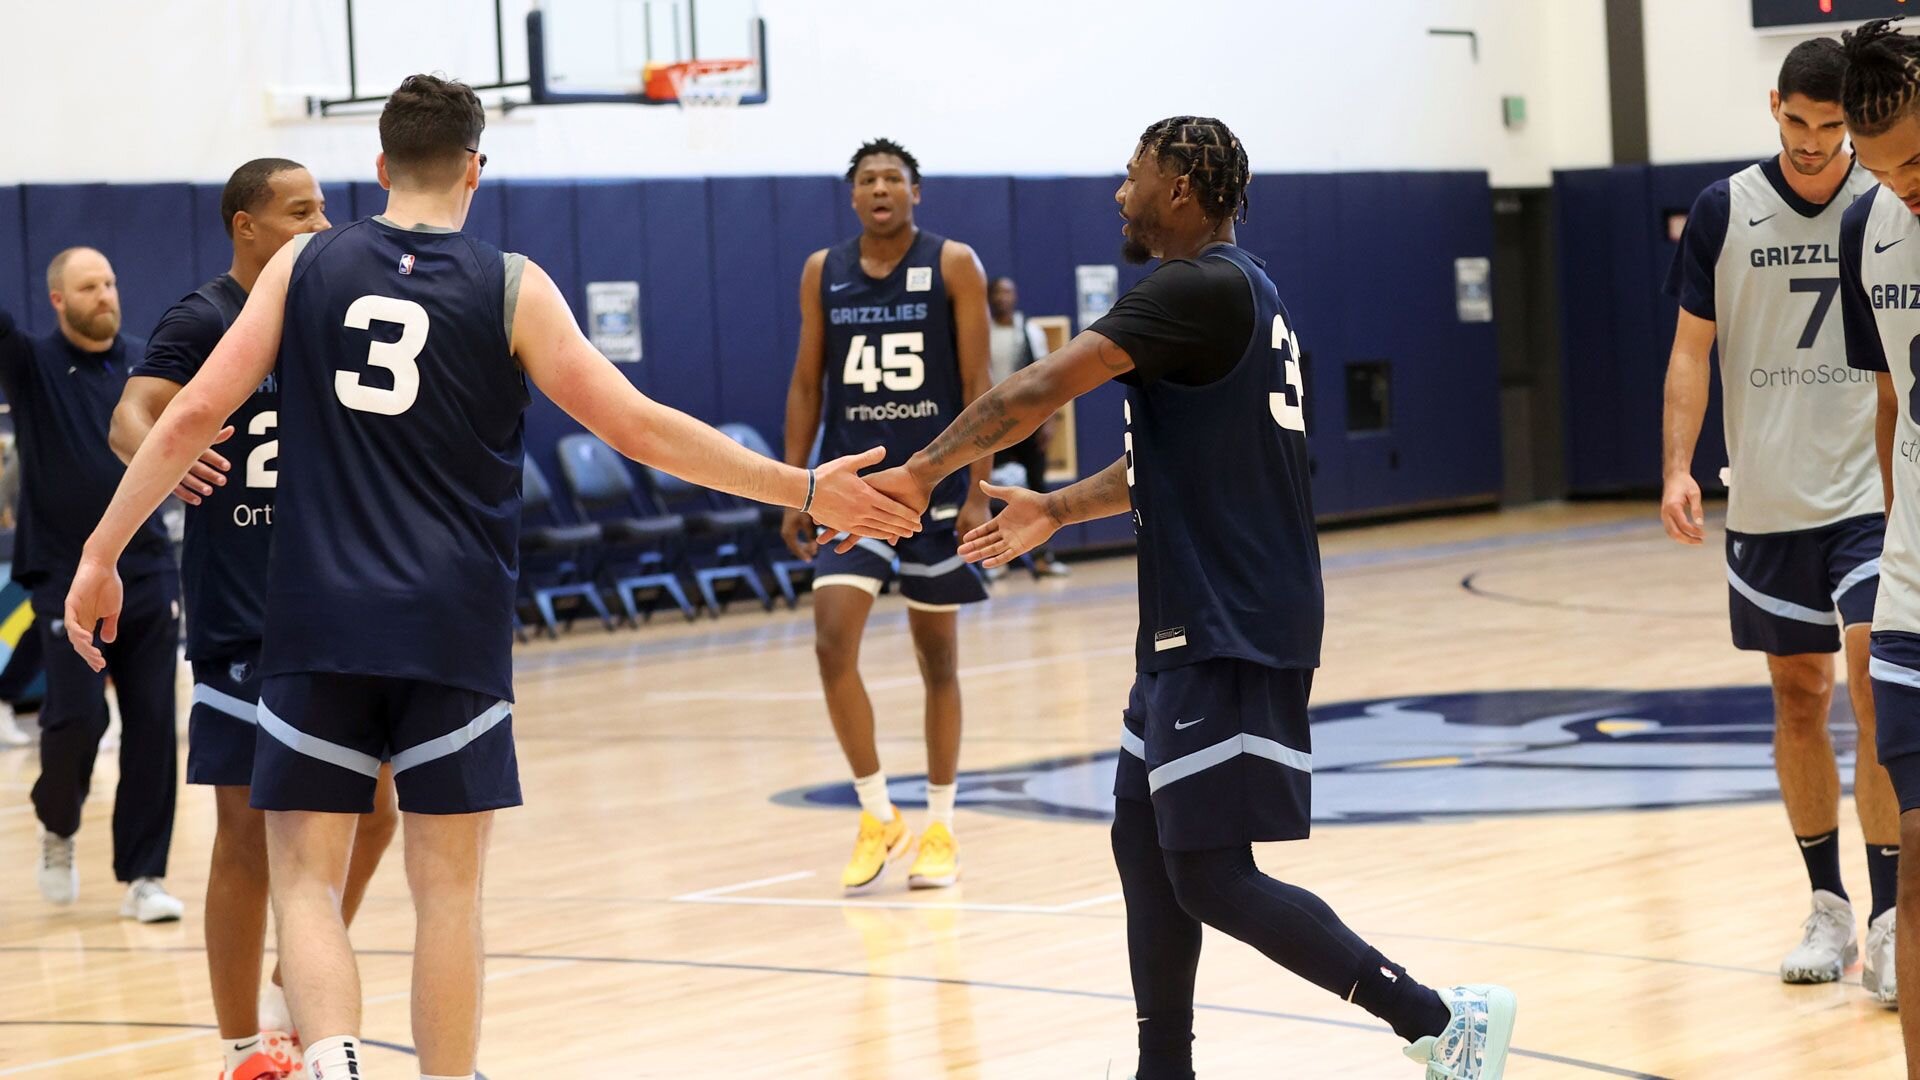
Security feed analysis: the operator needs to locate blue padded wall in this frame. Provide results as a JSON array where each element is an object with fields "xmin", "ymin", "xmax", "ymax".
[
  {"xmin": 0, "ymin": 169, "xmax": 1502, "ymax": 548},
  {"xmin": 1556, "ymin": 159, "xmax": 1749, "ymax": 496}
]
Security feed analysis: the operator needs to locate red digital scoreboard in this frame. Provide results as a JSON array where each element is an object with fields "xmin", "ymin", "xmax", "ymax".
[{"xmin": 1753, "ymin": 0, "xmax": 1913, "ymax": 29}]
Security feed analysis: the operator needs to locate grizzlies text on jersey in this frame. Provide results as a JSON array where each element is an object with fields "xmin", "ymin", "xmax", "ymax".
[
  {"xmin": 1667, "ymin": 157, "xmax": 1882, "ymax": 533},
  {"xmin": 819, "ymin": 229, "xmax": 969, "ymax": 512},
  {"xmin": 264, "ymin": 218, "xmax": 529, "ymax": 701},
  {"xmin": 132, "ymin": 274, "xmax": 275, "ymax": 661}
]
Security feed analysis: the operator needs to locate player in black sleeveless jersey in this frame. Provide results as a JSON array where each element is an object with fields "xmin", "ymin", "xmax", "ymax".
[
  {"xmin": 871, "ymin": 118, "xmax": 1518, "ymax": 1079},
  {"xmin": 782, "ymin": 139, "xmax": 994, "ymax": 893},
  {"xmin": 67, "ymin": 75, "xmax": 920, "ymax": 1080},
  {"xmin": 114, "ymin": 157, "xmax": 398, "ymax": 1080}
]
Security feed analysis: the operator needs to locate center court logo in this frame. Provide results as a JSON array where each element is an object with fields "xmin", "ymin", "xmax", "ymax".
[{"xmin": 773, "ymin": 687, "xmax": 1852, "ymax": 823}]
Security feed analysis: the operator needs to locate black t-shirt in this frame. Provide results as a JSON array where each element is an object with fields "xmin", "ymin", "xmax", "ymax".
[
  {"xmin": 1088, "ymin": 254, "xmax": 1256, "ymax": 386},
  {"xmin": 0, "ymin": 307, "xmax": 172, "ymax": 605}
]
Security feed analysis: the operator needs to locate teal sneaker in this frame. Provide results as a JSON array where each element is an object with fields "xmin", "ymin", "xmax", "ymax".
[{"xmin": 1403, "ymin": 984, "xmax": 1518, "ymax": 1079}]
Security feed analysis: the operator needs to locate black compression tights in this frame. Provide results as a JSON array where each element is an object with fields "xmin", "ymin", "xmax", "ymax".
[{"xmin": 1110, "ymin": 798, "xmax": 1450, "ymax": 1079}]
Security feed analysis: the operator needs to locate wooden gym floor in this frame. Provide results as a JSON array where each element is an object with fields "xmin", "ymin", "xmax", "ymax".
[{"xmin": 0, "ymin": 500, "xmax": 1903, "ymax": 1078}]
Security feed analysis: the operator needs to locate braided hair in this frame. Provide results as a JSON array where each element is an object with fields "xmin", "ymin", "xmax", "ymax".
[
  {"xmin": 1137, "ymin": 116, "xmax": 1250, "ymax": 224},
  {"xmin": 1842, "ymin": 18, "xmax": 1920, "ymax": 136},
  {"xmin": 846, "ymin": 138, "xmax": 922, "ymax": 184}
]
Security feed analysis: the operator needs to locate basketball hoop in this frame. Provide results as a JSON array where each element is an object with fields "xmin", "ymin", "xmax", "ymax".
[{"xmin": 646, "ymin": 58, "xmax": 756, "ymax": 109}]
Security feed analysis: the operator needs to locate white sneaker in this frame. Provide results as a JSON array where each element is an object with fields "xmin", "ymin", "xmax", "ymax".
[
  {"xmin": 119, "ymin": 877, "xmax": 183, "ymax": 923},
  {"xmin": 1404, "ymin": 984, "xmax": 1518, "ymax": 1079},
  {"xmin": 1782, "ymin": 889, "xmax": 1857, "ymax": 983},
  {"xmin": 1865, "ymin": 907, "xmax": 1899, "ymax": 1007},
  {"xmin": 0, "ymin": 705, "xmax": 31, "ymax": 747},
  {"xmin": 37, "ymin": 829, "xmax": 76, "ymax": 905}
]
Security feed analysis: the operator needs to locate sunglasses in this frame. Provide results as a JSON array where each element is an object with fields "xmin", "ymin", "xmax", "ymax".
[{"xmin": 466, "ymin": 147, "xmax": 488, "ymax": 171}]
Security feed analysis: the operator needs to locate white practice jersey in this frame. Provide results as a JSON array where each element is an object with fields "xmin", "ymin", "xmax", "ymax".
[
  {"xmin": 1668, "ymin": 158, "xmax": 1882, "ymax": 534},
  {"xmin": 1840, "ymin": 183, "xmax": 1920, "ymax": 634}
]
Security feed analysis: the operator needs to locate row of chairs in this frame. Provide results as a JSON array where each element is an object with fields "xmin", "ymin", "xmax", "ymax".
[{"xmin": 517, "ymin": 423, "xmax": 813, "ymax": 638}]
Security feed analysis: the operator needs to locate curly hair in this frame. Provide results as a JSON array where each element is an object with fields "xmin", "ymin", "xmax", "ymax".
[{"xmin": 845, "ymin": 138, "xmax": 921, "ymax": 184}]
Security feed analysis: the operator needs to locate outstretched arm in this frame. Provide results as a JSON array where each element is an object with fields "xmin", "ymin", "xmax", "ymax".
[
  {"xmin": 510, "ymin": 259, "xmax": 919, "ymax": 539},
  {"xmin": 958, "ymin": 455, "xmax": 1130, "ymax": 568},
  {"xmin": 872, "ymin": 329, "xmax": 1135, "ymax": 512},
  {"xmin": 944, "ymin": 241, "xmax": 996, "ymax": 534},
  {"xmin": 112, "ymin": 376, "xmax": 233, "ymax": 505},
  {"xmin": 780, "ymin": 251, "xmax": 829, "ymax": 561}
]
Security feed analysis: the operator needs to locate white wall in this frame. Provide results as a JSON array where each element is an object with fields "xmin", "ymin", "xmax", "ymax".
[
  {"xmin": 0, "ymin": 0, "xmax": 1613, "ymax": 187},
  {"xmin": 1644, "ymin": 0, "xmax": 1835, "ymax": 164}
]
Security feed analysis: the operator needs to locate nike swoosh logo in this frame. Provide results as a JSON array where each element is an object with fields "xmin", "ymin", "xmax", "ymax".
[
  {"xmin": 1878, "ymin": 238, "xmax": 1907, "ymax": 254},
  {"xmin": 1172, "ymin": 717, "xmax": 1205, "ymax": 730},
  {"xmin": 1882, "ymin": 847, "xmax": 1901, "ymax": 857},
  {"xmin": 1750, "ymin": 213, "xmax": 1778, "ymax": 227},
  {"xmin": 1799, "ymin": 835, "xmax": 1834, "ymax": 849},
  {"xmin": 829, "ymin": 282, "xmax": 853, "ymax": 292}
]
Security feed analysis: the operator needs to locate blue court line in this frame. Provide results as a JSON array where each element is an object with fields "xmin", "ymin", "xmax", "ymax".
[
  {"xmin": 0, "ymin": 1021, "xmax": 484, "ymax": 1079},
  {"xmin": 0, "ymin": 945, "xmax": 1665, "ymax": 1077}
]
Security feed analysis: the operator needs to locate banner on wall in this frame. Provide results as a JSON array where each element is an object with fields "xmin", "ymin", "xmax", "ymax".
[
  {"xmin": 587, "ymin": 281, "xmax": 642, "ymax": 362},
  {"xmin": 1454, "ymin": 257, "xmax": 1492, "ymax": 323},
  {"xmin": 1075, "ymin": 265, "xmax": 1119, "ymax": 331}
]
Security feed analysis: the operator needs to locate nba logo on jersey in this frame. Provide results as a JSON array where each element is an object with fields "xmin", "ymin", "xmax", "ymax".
[
  {"xmin": 906, "ymin": 266, "xmax": 932, "ymax": 292},
  {"xmin": 398, "ymin": 253, "xmax": 416, "ymax": 275}
]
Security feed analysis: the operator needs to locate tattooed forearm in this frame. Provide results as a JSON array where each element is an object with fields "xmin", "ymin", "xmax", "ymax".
[
  {"xmin": 1044, "ymin": 456, "xmax": 1131, "ymax": 527},
  {"xmin": 910, "ymin": 367, "xmax": 1055, "ymax": 485}
]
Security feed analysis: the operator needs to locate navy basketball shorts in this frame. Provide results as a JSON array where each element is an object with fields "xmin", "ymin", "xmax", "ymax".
[
  {"xmin": 1113, "ymin": 658, "xmax": 1314, "ymax": 851},
  {"xmin": 186, "ymin": 648, "xmax": 263, "ymax": 787},
  {"xmin": 1725, "ymin": 513, "xmax": 1883, "ymax": 655},
  {"xmin": 811, "ymin": 522, "xmax": 989, "ymax": 612},
  {"xmin": 252, "ymin": 673, "xmax": 521, "ymax": 815},
  {"xmin": 1870, "ymin": 631, "xmax": 1920, "ymax": 813}
]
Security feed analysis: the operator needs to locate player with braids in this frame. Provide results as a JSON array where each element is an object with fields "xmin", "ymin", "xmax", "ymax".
[
  {"xmin": 867, "ymin": 117, "xmax": 1518, "ymax": 1079},
  {"xmin": 1839, "ymin": 17, "xmax": 1920, "ymax": 1074}
]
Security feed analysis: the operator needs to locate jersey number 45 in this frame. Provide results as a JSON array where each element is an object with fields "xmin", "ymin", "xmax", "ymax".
[{"xmin": 842, "ymin": 332, "xmax": 925, "ymax": 393}]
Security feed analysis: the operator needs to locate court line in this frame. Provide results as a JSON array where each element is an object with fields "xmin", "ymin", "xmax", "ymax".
[
  {"xmin": 1460, "ymin": 571, "xmax": 1714, "ymax": 619},
  {"xmin": 673, "ymin": 869, "xmax": 1127, "ymax": 915},
  {"xmin": 644, "ymin": 645, "xmax": 1137, "ymax": 703},
  {"xmin": 0, "ymin": 1025, "xmax": 481, "ymax": 1079}
]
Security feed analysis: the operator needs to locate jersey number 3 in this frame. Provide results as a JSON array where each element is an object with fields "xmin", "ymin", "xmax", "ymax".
[
  {"xmin": 337, "ymin": 295, "xmax": 428, "ymax": 416},
  {"xmin": 1270, "ymin": 314, "xmax": 1306, "ymax": 432}
]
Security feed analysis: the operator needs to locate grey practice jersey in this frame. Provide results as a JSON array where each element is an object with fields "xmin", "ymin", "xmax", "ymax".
[
  {"xmin": 1841, "ymin": 185, "xmax": 1919, "ymax": 634},
  {"xmin": 1668, "ymin": 158, "xmax": 1882, "ymax": 534}
]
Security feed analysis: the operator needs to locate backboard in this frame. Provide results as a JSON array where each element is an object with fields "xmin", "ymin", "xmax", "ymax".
[{"xmin": 528, "ymin": 0, "xmax": 766, "ymax": 106}]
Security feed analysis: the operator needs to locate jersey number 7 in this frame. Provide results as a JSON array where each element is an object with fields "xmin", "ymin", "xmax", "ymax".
[{"xmin": 1790, "ymin": 278, "xmax": 1840, "ymax": 349}]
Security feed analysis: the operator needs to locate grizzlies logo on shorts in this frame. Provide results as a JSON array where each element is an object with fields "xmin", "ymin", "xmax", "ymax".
[
  {"xmin": 1113, "ymin": 657, "xmax": 1314, "ymax": 851},
  {"xmin": 186, "ymin": 648, "xmax": 262, "ymax": 787},
  {"xmin": 1726, "ymin": 513, "xmax": 1882, "ymax": 656}
]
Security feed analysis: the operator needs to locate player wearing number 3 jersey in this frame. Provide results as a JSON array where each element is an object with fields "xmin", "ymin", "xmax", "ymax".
[
  {"xmin": 1660, "ymin": 38, "xmax": 1900, "ymax": 1004},
  {"xmin": 63, "ymin": 75, "xmax": 920, "ymax": 1080},
  {"xmin": 782, "ymin": 138, "xmax": 994, "ymax": 895},
  {"xmin": 864, "ymin": 116, "xmax": 1517, "ymax": 1080}
]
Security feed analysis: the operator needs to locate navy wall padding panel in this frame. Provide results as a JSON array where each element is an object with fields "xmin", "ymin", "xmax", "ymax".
[
  {"xmin": 0, "ymin": 168, "xmax": 1504, "ymax": 547},
  {"xmin": 1556, "ymin": 158, "xmax": 1749, "ymax": 495},
  {"xmin": 706, "ymin": 177, "xmax": 786, "ymax": 446}
]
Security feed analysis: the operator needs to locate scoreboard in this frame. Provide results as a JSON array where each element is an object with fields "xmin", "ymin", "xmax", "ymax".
[{"xmin": 1753, "ymin": 0, "xmax": 1913, "ymax": 29}]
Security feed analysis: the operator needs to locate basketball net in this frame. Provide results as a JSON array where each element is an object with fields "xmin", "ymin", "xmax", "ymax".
[{"xmin": 648, "ymin": 59, "xmax": 756, "ymax": 150}]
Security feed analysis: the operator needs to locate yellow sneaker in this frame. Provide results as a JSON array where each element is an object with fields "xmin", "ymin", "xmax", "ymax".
[
  {"xmin": 908, "ymin": 821, "xmax": 960, "ymax": 889},
  {"xmin": 842, "ymin": 809, "xmax": 913, "ymax": 893}
]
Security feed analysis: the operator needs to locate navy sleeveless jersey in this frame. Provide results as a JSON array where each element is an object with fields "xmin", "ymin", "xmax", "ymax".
[
  {"xmin": 132, "ymin": 274, "xmax": 275, "ymax": 660},
  {"xmin": 263, "ymin": 218, "xmax": 530, "ymax": 701},
  {"xmin": 1122, "ymin": 244, "xmax": 1323, "ymax": 672},
  {"xmin": 819, "ymin": 229, "xmax": 969, "ymax": 511}
]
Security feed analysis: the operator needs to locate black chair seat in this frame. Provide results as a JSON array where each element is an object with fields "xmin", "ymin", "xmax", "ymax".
[
  {"xmin": 686, "ymin": 506, "xmax": 764, "ymax": 535},
  {"xmin": 523, "ymin": 522, "xmax": 603, "ymax": 552},
  {"xmin": 602, "ymin": 514, "xmax": 685, "ymax": 545}
]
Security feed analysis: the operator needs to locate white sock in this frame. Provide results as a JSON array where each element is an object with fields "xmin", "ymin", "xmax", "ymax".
[
  {"xmin": 852, "ymin": 770, "xmax": 893, "ymax": 820},
  {"xmin": 420, "ymin": 1074, "xmax": 475, "ymax": 1080},
  {"xmin": 259, "ymin": 980, "xmax": 292, "ymax": 1034},
  {"xmin": 925, "ymin": 782, "xmax": 957, "ymax": 828},
  {"xmin": 304, "ymin": 1034, "xmax": 365, "ymax": 1080},
  {"xmin": 220, "ymin": 1034, "xmax": 262, "ymax": 1073}
]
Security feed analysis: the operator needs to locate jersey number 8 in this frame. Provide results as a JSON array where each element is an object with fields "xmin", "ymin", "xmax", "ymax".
[
  {"xmin": 336, "ymin": 295, "xmax": 428, "ymax": 416},
  {"xmin": 842, "ymin": 332, "xmax": 925, "ymax": 393}
]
